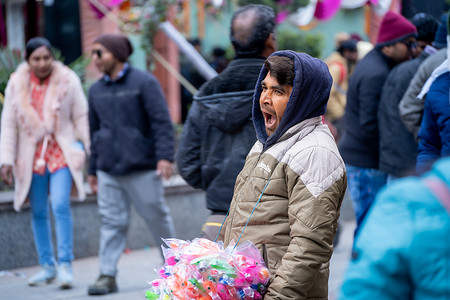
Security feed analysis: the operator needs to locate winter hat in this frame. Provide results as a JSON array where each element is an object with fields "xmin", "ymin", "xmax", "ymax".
[
  {"xmin": 376, "ymin": 11, "xmax": 417, "ymax": 47},
  {"xmin": 338, "ymin": 39, "xmax": 358, "ymax": 55},
  {"xmin": 25, "ymin": 37, "xmax": 53, "ymax": 60},
  {"xmin": 432, "ymin": 13, "xmax": 448, "ymax": 49},
  {"xmin": 94, "ymin": 34, "xmax": 133, "ymax": 62}
]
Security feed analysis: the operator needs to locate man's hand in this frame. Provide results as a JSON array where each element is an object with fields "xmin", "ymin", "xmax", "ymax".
[
  {"xmin": 1, "ymin": 165, "xmax": 13, "ymax": 186},
  {"xmin": 88, "ymin": 175, "xmax": 98, "ymax": 194},
  {"xmin": 156, "ymin": 160, "xmax": 173, "ymax": 180}
]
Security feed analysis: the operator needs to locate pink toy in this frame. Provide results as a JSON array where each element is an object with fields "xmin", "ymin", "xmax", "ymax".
[
  {"xmin": 166, "ymin": 255, "xmax": 178, "ymax": 266},
  {"xmin": 216, "ymin": 283, "xmax": 233, "ymax": 300},
  {"xmin": 146, "ymin": 238, "xmax": 271, "ymax": 299}
]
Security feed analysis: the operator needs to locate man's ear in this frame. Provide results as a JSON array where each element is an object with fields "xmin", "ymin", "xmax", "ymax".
[{"xmin": 263, "ymin": 33, "xmax": 277, "ymax": 57}]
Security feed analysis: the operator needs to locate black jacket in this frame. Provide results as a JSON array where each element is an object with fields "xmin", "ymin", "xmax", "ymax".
[
  {"xmin": 378, "ymin": 51, "xmax": 430, "ymax": 177},
  {"xmin": 176, "ymin": 58, "xmax": 265, "ymax": 213},
  {"xmin": 88, "ymin": 66, "xmax": 174, "ymax": 176},
  {"xmin": 339, "ymin": 48, "xmax": 397, "ymax": 168}
]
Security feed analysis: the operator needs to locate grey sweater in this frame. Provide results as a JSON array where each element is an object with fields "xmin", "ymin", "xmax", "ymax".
[{"xmin": 399, "ymin": 48, "xmax": 447, "ymax": 139}]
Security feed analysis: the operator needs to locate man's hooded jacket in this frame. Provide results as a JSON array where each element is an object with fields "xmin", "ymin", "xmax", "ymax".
[
  {"xmin": 177, "ymin": 57, "xmax": 265, "ymax": 213},
  {"xmin": 220, "ymin": 50, "xmax": 347, "ymax": 299}
]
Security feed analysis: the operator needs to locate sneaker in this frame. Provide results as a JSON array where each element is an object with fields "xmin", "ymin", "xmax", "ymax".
[
  {"xmin": 28, "ymin": 265, "xmax": 56, "ymax": 286},
  {"xmin": 57, "ymin": 262, "xmax": 73, "ymax": 289},
  {"xmin": 87, "ymin": 274, "xmax": 118, "ymax": 295}
]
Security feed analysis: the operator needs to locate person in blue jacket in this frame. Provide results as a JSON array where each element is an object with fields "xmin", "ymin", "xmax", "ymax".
[
  {"xmin": 339, "ymin": 157, "xmax": 450, "ymax": 299},
  {"xmin": 416, "ymin": 70, "xmax": 450, "ymax": 174}
]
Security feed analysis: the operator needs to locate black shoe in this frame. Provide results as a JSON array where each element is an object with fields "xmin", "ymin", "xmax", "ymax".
[{"xmin": 87, "ymin": 274, "xmax": 118, "ymax": 295}]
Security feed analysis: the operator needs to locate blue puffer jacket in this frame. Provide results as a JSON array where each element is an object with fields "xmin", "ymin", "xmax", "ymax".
[
  {"xmin": 340, "ymin": 157, "xmax": 450, "ymax": 300},
  {"xmin": 416, "ymin": 71, "xmax": 450, "ymax": 174}
]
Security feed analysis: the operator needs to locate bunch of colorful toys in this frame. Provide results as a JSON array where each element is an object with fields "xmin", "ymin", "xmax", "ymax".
[{"xmin": 146, "ymin": 238, "xmax": 270, "ymax": 299}]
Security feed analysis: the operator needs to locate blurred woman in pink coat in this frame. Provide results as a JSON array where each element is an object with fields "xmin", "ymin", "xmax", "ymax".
[{"xmin": 0, "ymin": 37, "xmax": 90, "ymax": 289}]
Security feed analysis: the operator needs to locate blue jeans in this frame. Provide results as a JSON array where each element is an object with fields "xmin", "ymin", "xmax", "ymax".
[
  {"xmin": 29, "ymin": 167, "xmax": 73, "ymax": 266},
  {"xmin": 346, "ymin": 165, "xmax": 387, "ymax": 235}
]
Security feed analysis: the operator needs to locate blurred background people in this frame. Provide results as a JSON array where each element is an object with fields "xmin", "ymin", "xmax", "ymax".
[
  {"xmin": 399, "ymin": 13, "xmax": 449, "ymax": 140},
  {"xmin": 416, "ymin": 59, "xmax": 450, "ymax": 174},
  {"xmin": 324, "ymin": 35, "xmax": 358, "ymax": 141},
  {"xmin": 0, "ymin": 37, "xmax": 90, "ymax": 288},
  {"xmin": 87, "ymin": 34, "xmax": 175, "ymax": 295},
  {"xmin": 350, "ymin": 33, "xmax": 374, "ymax": 60},
  {"xmin": 180, "ymin": 39, "xmax": 206, "ymax": 123},
  {"xmin": 378, "ymin": 13, "xmax": 439, "ymax": 181},
  {"xmin": 339, "ymin": 11, "xmax": 418, "ymax": 234},
  {"xmin": 209, "ymin": 46, "xmax": 229, "ymax": 74}
]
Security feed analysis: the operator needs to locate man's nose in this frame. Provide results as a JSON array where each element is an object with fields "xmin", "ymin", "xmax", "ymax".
[{"xmin": 261, "ymin": 91, "xmax": 272, "ymax": 104}]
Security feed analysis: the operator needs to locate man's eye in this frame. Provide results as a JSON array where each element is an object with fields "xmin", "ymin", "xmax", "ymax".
[
  {"xmin": 275, "ymin": 90, "xmax": 283, "ymax": 95},
  {"xmin": 261, "ymin": 86, "xmax": 267, "ymax": 91}
]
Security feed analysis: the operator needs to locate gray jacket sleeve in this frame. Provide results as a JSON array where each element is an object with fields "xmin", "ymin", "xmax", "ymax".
[
  {"xmin": 399, "ymin": 49, "xmax": 447, "ymax": 139},
  {"xmin": 398, "ymin": 68, "xmax": 426, "ymax": 139}
]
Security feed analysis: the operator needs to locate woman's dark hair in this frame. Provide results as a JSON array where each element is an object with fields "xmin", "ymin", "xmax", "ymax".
[
  {"xmin": 230, "ymin": 4, "xmax": 275, "ymax": 57},
  {"xmin": 264, "ymin": 56, "xmax": 295, "ymax": 86},
  {"xmin": 25, "ymin": 37, "xmax": 53, "ymax": 60}
]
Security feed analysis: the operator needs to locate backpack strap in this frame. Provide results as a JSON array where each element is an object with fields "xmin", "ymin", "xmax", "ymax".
[
  {"xmin": 330, "ymin": 61, "xmax": 347, "ymax": 96},
  {"xmin": 332, "ymin": 61, "xmax": 347, "ymax": 86},
  {"xmin": 423, "ymin": 177, "xmax": 450, "ymax": 214}
]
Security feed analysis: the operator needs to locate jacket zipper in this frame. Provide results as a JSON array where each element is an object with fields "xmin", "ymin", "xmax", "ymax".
[
  {"xmin": 262, "ymin": 244, "xmax": 268, "ymax": 267},
  {"xmin": 112, "ymin": 83, "xmax": 119, "ymax": 167}
]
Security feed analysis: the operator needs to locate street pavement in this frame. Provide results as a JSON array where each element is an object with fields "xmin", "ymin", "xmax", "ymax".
[{"xmin": 0, "ymin": 221, "xmax": 355, "ymax": 300}]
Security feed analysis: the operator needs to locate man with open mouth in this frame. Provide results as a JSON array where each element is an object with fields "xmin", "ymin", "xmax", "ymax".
[{"xmin": 219, "ymin": 50, "xmax": 347, "ymax": 299}]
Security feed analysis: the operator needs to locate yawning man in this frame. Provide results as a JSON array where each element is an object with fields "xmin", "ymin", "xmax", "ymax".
[{"xmin": 219, "ymin": 50, "xmax": 347, "ymax": 299}]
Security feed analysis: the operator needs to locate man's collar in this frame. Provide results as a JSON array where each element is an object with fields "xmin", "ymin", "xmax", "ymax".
[{"xmin": 103, "ymin": 63, "xmax": 129, "ymax": 82}]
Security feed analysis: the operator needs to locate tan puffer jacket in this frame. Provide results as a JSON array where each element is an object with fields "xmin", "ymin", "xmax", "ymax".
[{"xmin": 221, "ymin": 117, "xmax": 347, "ymax": 299}]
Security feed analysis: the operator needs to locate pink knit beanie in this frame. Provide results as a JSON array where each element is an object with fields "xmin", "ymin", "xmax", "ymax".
[{"xmin": 376, "ymin": 11, "xmax": 418, "ymax": 47}]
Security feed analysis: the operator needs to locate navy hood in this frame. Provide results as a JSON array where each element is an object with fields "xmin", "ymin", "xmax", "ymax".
[{"xmin": 252, "ymin": 50, "xmax": 332, "ymax": 148}]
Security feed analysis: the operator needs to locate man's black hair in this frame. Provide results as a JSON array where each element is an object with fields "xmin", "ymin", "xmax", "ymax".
[
  {"xmin": 230, "ymin": 4, "xmax": 275, "ymax": 57},
  {"xmin": 190, "ymin": 39, "xmax": 201, "ymax": 47},
  {"xmin": 212, "ymin": 47, "xmax": 226, "ymax": 57},
  {"xmin": 264, "ymin": 55, "xmax": 295, "ymax": 86},
  {"xmin": 337, "ymin": 39, "xmax": 357, "ymax": 56},
  {"xmin": 410, "ymin": 13, "xmax": 439, "ymax": 44}
]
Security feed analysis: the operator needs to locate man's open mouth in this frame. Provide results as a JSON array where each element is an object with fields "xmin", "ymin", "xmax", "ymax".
[{"xmin": 263, "ymin": 112, "xmax": 276, "ymax": 126}]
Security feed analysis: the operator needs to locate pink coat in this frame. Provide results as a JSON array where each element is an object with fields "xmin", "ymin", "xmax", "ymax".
[{"xmin": 0, "ymin": 61, "xmax": 90, "ymax": 211}]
